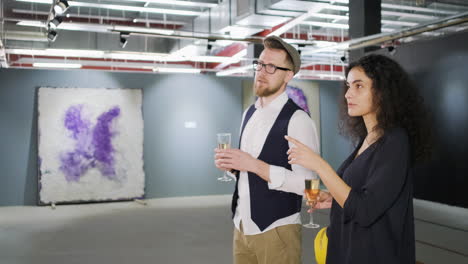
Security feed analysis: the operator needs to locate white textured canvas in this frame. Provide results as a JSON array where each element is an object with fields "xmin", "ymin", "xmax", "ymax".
[{"xmin": 38, "ymin": 87, "xmax": 144, "ymax": 204}]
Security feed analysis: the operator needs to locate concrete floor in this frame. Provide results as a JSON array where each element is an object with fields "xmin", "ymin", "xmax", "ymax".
[{"xmin": 0, "ymin": 195, "xmax": 466, "ymax": 264}]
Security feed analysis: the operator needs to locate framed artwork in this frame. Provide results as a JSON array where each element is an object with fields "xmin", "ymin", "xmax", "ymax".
[{"xmin": 37, "ymin": 87, "xmax": 145, "ymax": 205}]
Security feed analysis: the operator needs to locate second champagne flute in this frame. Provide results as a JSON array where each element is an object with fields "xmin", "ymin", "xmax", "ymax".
[{"xmin": 304, "ymin": 176, "xmax": 320, "ymax": 228}]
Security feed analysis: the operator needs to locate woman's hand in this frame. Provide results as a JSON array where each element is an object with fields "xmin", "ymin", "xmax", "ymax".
[
  {"xmin": 285, "ymin": 135, "xmax": 324, "ymax": 172},
  {"xmin": 307, "ymin": 191, "xmax": 333, "ymax": 213},
  {"xmin": 287, "ymin": 135, "xmax": 352, "ymax": 208}
]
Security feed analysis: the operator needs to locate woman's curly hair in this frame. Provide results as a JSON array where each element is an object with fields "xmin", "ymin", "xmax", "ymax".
[{"xmin": 339, "ymin": 54, "xmax": 432, "ymax": 163}]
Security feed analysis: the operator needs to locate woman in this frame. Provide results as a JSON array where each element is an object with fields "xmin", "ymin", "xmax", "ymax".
[{"xmin": 285, "ymin": 54, "xmax": 431, "ymax": 264}]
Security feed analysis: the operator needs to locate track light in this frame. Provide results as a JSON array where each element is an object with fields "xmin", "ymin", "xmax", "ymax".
[
  {"xmin": 206, "ymin": 40, "xmax": 215, "ymax": 55},
  {"xmin": 54, "ymin": 0, "xmax": 69, "ymax": 15},
  {"xmin": 47, "ymin": 30, "xmax": 58, "ymax": 42},
  {"xmin": 48, "ymin": 16, "xmax": 63, "ymax": 29},
  {"xmin": 120, "ymin": 32, "xmax": 129, "ymax": 48},
  {"xmin": 298, "ymin": 44, "xmax": 305, "ymax": 55}
]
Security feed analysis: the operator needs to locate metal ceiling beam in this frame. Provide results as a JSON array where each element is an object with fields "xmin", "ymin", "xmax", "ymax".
[
  {"xmin": 349, "ymin": 10, "xmax": 468, "ymax": 51},
  {"xmin": 10, "ymin": 18, "xmax": 269, "ymax": 44},
  {"xmin": 381, "ymin": 3, "xmax": 457, "ymax": 15},
  {"xmin": 301, "ymin": 10, "xmax": 468, "ymax": 56},
  {"xmin": 119, "ymin": 0, "xmax": 218, "ymax": 8}
]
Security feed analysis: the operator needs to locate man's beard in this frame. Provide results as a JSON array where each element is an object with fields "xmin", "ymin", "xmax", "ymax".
[{"xmin": 254, "ymin": 81, "xmax": 281, "ymax": 97}]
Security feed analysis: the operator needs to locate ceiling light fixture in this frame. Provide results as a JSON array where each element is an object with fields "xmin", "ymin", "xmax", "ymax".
[
  {"xmin": 155, "ymin": 67, "xmax": 201, "ymax": 74},
  {"xmin": 189, "ymin": 56, "xmax": 240, "ymax": 64},
  {"xmin": 300, "ymin": 41, "xmax": 350, "ymax": 56},
  {"xmin": 315, "ymin": 73, "xmax": 345, "ymax": 80},
  {"xmin": 6, "ymin": 48, "xmax": 106, "ymax": 57},
  {"xmin": 108, "ymin": 52, "xmax": 175, "ymax": 61},
  {"xmin": 125, "ymin": 0, "xmax": 217, "ymax": 8},
  {"xmin": 216, "ymin": 65, "xmax": 252, "ymax": 77},
  {"xmin": 15, "ymin": 0, "xmax": 51, "ymax": 3},
  {"xmin": 300, "ymin": 21, "xmax": 349, "ymax": 30},
  {"xmin": 119, "ymin": 33, "xmax": 129, "ymax": 48},
  {"xmin": 48, "ymin": 16, "xmax": 63, "ymax": 28},
  {"xmin": 169, "ymin": 44, "xmax": 198, "ymax": 58},
  {"xmin": 113, "ymin": 26, "xmax": 174, "ymax": 35},
  {"xmin": 6, "ymin": 48, "xmax": 245, "ymax": 64},
  {"xmin": 71, "ymin": 2, "xmax": 204, "ymax": 16},
  {"xmin": 54, "ymin": 0, "xmax": 69, "ymax": 15},
  {"xmin": 17, "ymin": 20, "xmax": 109, "ymax": 33},
  {"xmin": 13, "ymin": 9, "xmax": 186, "ymax": 26},
  {"xmin": 47, "ymin": 30, "xmax": 58, "ymax": 42},
  {"xmin": 16, "ymin": 0, "xmax": 205, "ymax": 16},
  {"xmin": 16, "ymin": 21, "xmax": 45, "ymax": 27},
  {"xmin": 33, "ymin": 62, "xmax": 82, "ymax": 68}
]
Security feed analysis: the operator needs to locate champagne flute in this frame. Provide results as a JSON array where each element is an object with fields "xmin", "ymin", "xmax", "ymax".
[
  {"xmin": 303, "ymin": 176, "xmax": 320, "ymax": 228},
  {"xmin": 216, "ymin": 133, "xmax": 232, "ymax": 182}
]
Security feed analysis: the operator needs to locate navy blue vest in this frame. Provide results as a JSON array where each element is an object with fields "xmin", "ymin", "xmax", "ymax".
[{"xmin": 231, "ymin": 99, "xmax": 304, "ymax": 231}]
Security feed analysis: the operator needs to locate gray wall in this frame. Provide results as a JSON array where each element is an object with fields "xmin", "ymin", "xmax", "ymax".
[
  {"xmin": 0, "ymin": 69, "xmax": 243, "ymax": 206},
  {"xmin": 317, "ymin": 80, "xmax": 352, "ymax": 171},
  {"xmin": 374, "ymin": 30, "xmax": 468, "ymax": 208}
]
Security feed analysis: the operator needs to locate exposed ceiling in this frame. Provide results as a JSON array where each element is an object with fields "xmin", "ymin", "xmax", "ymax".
[{"xmin": 1, "ymin": 0, "xmax": 468, "ymax": 79}]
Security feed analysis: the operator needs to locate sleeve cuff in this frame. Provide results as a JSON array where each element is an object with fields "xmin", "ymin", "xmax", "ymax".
[{"xmin": 268, "ymin": 165, "xmax": 286, "ymax": 189}]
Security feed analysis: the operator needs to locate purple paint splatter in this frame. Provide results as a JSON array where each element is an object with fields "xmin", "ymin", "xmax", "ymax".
[
  {"xmin": 63, "ymin": 105, "xmax": 91, "ymax": 139},
  {"xmin": 59, "ymin": 105, "xmax": 121, "ymax": 182},
  {"xmin": 286, "ymin": 86, "xmax": 310, "ymax": 114},
  {"xmin": 93, "ymin": 107, "xmax": 120, "ymax": 179}
]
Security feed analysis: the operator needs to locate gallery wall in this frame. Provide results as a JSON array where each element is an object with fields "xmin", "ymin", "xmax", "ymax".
[
  {"xmin": 374, "ymin": 30, "xmax": 468, "ymax": 208},
  {"xmin": 0, "ymin": 69, "xmax": 243, "ymax": 206},
  {"xmin": 316, "ymin": 80, "xmax": 352, "ymax": 170}
]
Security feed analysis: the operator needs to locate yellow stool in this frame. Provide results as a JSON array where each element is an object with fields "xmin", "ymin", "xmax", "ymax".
[{"xmin": 314, "ymin": 227, "xmax": 328, "ymax": 264}]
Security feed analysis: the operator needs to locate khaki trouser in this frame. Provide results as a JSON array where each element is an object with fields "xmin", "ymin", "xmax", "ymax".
[{"xmin": 233, "ymin": 223, "xmax": 302, "ymax": 264}]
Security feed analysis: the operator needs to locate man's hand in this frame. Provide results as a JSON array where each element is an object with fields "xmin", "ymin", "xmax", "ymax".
[
  {"xmin": 214, "ymin": 148, "xmax": 229, "ymax": 171},
  {"xmin": 214, "ymin": 148, "xmax": 256, "ymax": 172},
  {"xmin": 214, "ymin": 148, "xmax": 270, "ymax": 182}
]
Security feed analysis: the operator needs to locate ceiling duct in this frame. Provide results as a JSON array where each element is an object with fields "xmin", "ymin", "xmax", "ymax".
[
  {"xmin": 2, "ymin": 0, "xmax": 468, "ymax": 78},
  {"xmin": 302, "ymin": 10, "xmax": 468, "ymax": 55},
  {"xmin": 348, "ymin": 10, "xmax": 468, "ymax": 51}
]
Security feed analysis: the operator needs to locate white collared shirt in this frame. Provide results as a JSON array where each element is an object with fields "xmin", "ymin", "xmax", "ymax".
[{"xmin": 233, "ymin": 91, "xmax": 320, "ymax": 235}]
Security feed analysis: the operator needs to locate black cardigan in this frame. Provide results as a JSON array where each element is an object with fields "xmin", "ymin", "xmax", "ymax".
[{"xmin": 326, "ymin": 127, "xmax": 415, "ymax": 264}]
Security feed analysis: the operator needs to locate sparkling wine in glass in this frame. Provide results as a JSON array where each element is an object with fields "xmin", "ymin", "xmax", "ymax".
[
  {"xmin": 303, "ymin": 177, "xmax": 320, "ymax": 228},
  {"xmin": 216, "ymin": 133, "xmax": 232, "ymax": 182}
]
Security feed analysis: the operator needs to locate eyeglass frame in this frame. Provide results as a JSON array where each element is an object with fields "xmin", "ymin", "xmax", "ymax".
[{"xmin": 252, "ymin": 60, "xmax": 292, "ymax": 74}]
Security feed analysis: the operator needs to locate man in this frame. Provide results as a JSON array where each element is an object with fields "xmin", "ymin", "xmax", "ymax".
[{"xmin": 215, "ymin": 35, "xmax": 320, "ymax": 264}]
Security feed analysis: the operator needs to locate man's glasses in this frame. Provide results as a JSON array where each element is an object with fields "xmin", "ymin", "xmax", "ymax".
[{"xmin": 252, "ymin": 61, "xmax": 291, "ymax": 74}]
